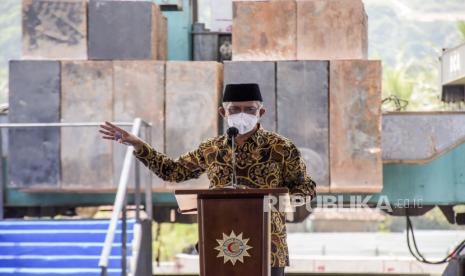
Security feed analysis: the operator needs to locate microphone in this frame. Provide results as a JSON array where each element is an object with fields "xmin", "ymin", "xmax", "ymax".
[
  {"xmin": 226, "ymin": 127, "xmax": 239, "ymax": 188},
  {"xmin": 227, "ymin": 127, "xmax": 239, "ymax": 138}
]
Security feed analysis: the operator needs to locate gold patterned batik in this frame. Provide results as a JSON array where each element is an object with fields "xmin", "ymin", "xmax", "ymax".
[{"xmin": 133, "ymin": 123, "xmax": 317, "ymax": 267}]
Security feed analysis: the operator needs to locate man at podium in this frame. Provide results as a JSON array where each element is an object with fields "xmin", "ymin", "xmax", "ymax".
[{"xmin": 100, "ymin": 83, "xmax": 316, "ymax": 276}]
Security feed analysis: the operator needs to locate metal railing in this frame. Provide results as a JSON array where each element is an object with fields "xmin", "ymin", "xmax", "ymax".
[
  {"xmin": 0, "ymin": 118, "xmax": 153, "ymax": 275},
  {"xmin": 98, "ymin": 117, "xmax": 153, "ymax": 276}
]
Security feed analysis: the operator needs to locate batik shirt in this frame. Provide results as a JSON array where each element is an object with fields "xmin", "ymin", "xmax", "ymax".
[{"xmin": 133, "ymin": 123, "xmax": 317, "ymax": 267}]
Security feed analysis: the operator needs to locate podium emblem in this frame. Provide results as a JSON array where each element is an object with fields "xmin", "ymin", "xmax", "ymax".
[{"xmin": 214, "ymin": 230, "xmax": 252, "ymax": 265}]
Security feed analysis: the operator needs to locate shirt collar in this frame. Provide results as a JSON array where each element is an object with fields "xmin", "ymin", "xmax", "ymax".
[{"xmin": 222, "ymin": 123, "xmax": 264, "ymax": 146}]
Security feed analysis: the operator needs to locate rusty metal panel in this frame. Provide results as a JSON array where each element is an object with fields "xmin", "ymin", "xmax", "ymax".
[
  {"xmin": 382, "ymin": 112, "xmax": 465, "ymax": 163},
  {"xmin": 232, "ymin": 0, "xmax": 296, "ymax": 61},
  {"xmin": 152, "ymin": 5, "xmax": 167, "ymax": 61},
  {"xmin": 22, "ymin": 0, "xmax": 87, "ymax": 59},
  {"xmin": 329, "ymin": 60, "xmax": 382, "ymax": 193},
  {"xmin": 113, "ymin": 61, "xmax": 165, "ymax": 188},
  {"xmin": 223, "ymin": 61, "xmax": 276, "ymax": 132},
  {"xmin": 151, "ymin": 4, "xmax": 160, "ymax": 61},
  {"xmin": 277, "ymin": 61, "xmax": 329, "ymax": 187},
  {"xmin": 296, "ymin": 0, "xmax": 368, "ymax": 60},
  {"xmin": 89, "ymin": 0, "xmax": 159, "ymax": 60},
  {"xmin": 8, "ymin": 61, "xmax": 60, "ymax": 188},
  {"xmin": 160, "ymin": 16, "xmax": 168, "ymax": 60},
  {"xmin": 165, "ymin": 61, "xmax": 223, "ymax": 189},
  {"xmin": 61, "ymin": 61, "xmax": 113, "ymax": 190}
]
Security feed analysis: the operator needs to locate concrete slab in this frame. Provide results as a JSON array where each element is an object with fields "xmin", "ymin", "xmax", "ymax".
[
  {"xmin": 329, "ymin": 60, "xmax": 382, "ymax": 193},
  {"xmin": 165, "ymin": 61, "xmax": 223, "ymax": 157},
  {"xmin": 8, "ymin": 60, "xmax": 61, "ymax": 188},
  {"xmin": 165, "ymin": 61, "xmax": 223, "ymax": 189},
  {"xmin": 296, "ymin": 0, "xmax": 368, "ymax": 60},
  {"xmin": 88, "ymin": 0, "xmax": 158, "ymax": 60},
  {"xmin": 232, "ymin": 0, "xmax": 297, "ymax": 61},
  {"xmin": 61, "ymin": 61, "xmax": 113, "ymax": 189},
  {"xmin": 113, "ymin": 60, "xmax": 165, "ymax": 189},
  {"xmin": 277, "ymin": 60, "xmax": 329, "ymax": 187},
  {"xmin": 22, "ymin": 0, "xmax": 87, "ymax": 59}
]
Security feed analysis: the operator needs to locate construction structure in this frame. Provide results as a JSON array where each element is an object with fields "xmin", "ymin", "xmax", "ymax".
[{"xmin": 1, "ymin": 0, "xmax": 465, "ymax": 275}]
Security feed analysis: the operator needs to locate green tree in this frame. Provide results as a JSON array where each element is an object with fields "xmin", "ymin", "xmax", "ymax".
[
  {"xmin": 382, "ymin": 59, "xmax": 414, "ymax": 111},
  {"xmin": 152, "ymin": 223, "xmax": 198, "ymax": 262},
  {"xmin": 457, "ymin": 21, "xmax": 465, "ymax": 41},
  {"xmin": 382, "ymin": 50, "xmax": 445, "ymax": 112}
]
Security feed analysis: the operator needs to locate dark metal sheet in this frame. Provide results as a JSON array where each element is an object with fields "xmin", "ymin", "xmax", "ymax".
[
  {"xmin": 192, "ymin": 23, "xmax": 219, "ymax": 61},
  {"xmin": 88, "ymin": 0, "xmax": 155, "ymax": 59},
  {"xmin": 8, "ymin": 60, "xmax": 60, "ymax": 188},
  {"xmin": 277, "ymin": 61, "xmax": 329, "ymax": 187}
]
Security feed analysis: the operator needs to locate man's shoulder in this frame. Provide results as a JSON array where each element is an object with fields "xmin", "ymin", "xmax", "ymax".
[
  {"xmin": 262, "ymin": 130, "xmax": 303, "ymax": 160},
  {"xmin": 196, "ymin": 129, "xmax": 297, "ymax": 149},
  {"xmin": 198, "ymin": 134, "xmax": 226, "ymax": 148},
  {"xmin": 261, "ymin": 129, "xmax": 296, "ymax": 148}
]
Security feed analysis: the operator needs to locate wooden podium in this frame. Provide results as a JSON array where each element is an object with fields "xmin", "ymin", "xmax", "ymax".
[{"xmin": 175, "ymin": 188, "xmax": 288, "ymax": 276}]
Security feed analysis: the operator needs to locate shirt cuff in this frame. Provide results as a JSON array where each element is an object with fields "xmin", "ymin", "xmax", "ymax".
[{"xmin": 133, "ymin": 142, "xmax": 151, "ymax": 157}]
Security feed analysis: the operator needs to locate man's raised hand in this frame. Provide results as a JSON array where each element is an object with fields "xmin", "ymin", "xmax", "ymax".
[{"xmin": 99, "ymin": 121, "xmax": 143, "ymax": 149}]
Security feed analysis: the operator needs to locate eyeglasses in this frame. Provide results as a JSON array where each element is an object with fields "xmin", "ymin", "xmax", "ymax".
[{"xmin": 227, "ymin": 106, "xmax": 260, "ymax": 115}]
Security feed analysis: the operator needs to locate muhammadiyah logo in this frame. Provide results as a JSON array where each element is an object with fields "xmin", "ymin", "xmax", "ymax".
[{"xmin": 214, "ymin": 230, "xmax": 252, "ymax": 265}]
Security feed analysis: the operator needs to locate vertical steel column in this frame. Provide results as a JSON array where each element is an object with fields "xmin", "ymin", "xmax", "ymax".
[
  {"xmin": 121, "ymin": 196, "xmax": 127, "ymax": 276},
  {"xmin": 144, "ymin": 124, "xmax": 153, "ymax": 220},
  {"xmin": 135, "ymin": 158, "xmax": 141, "ymax": 223}
]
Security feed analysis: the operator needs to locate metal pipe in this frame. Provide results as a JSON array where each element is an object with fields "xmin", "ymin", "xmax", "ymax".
[
  {"xmin": 142, "ymin": 124, "xmax": 153, "ymax": 276},
  {"xmin": 135, "ymin": 158, "xmax": 141, "ymax": 223},
  {"xmin": 231, "ymin": 137, "xmax": 237, "ymax": 188},
  {"xmin": 99, "ymin": 118, "xmax": 142, "ymax": 270},
  {"xmin": 0, "ymin": 121, "xmax": 3, "ymax": 220},
  {"xmin": 0, "ymin": 122, "xmax": 138, "ymax": 128},
  {"xmin": 145, "ymin": 124, "xmax": 153, "ymax": 220},
  {"xmin": 0, "ymin": 119, "xmax": 152, "ymax": 274},
  {"xmin": 122, "ymin": 196, "xmax": 127, "ymax": 276}
]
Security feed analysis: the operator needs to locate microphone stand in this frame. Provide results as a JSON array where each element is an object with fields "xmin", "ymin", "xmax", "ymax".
[
  {"xmin": 231, "ymin": 135, "xmax": 237, "ymax": 188},
  {"xmin": 226, "ymin": 127, "xmax": 239, "ymax": 189}
]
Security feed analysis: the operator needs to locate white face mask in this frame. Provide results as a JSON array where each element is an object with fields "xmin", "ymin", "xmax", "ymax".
[{"xmin": 227, "ymin": 112, "xmax": 259, "ymax": 135}]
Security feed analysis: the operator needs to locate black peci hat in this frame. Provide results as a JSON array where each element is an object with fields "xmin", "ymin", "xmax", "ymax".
[{"xmin": 222, "ymin": 83, "xmax": 263, "ymax": 102}]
